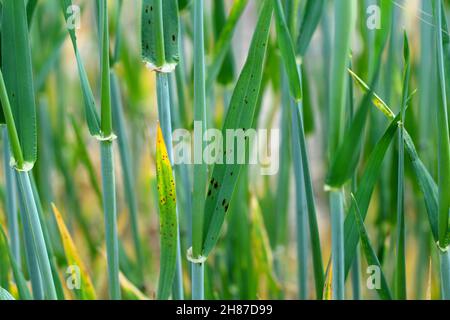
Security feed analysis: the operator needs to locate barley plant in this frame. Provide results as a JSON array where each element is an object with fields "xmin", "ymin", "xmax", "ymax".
[{"xmin": 0, "ymin": 0, "xmax": 448, "ymax": 301}]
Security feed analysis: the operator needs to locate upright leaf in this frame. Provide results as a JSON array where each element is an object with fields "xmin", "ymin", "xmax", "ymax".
[
  {"xmin": 155, "ymin": 124, "xmax": 178, "ymax": 300},
  {"xmin": 296, "ymin": 0, "xmax": 325, "ymax": 57},
  {"xmin": 273, "ymin": 0, "xmax": 302, "ymax": 101},
  {"xmin": 60, "ymin": 0, "xmax": 101, "ymax": 137},
  {"xmin": 206, "ymin": 0, "xmax": 249, "ymax": 93},
  {"xmin": 141, "ymin": 0, "xmax": 179, "ymax": 72},
  {"xmin": 435, "ymin": 0, "xmax": 450, "ymax": 248},
  {"xmin": 351, "ymin": 195, "xmax": 392, "ymax": 300},
  {"xmin": 202, "ymin": 0, "xmax": 273, "ymax": 256},
  {"xmin": 344, "ymin": 114, "xmax": 400, "ymax": 276},
  {"xmin": 2, "ymin": 0, "xmax": 37, "ymax": 167}
]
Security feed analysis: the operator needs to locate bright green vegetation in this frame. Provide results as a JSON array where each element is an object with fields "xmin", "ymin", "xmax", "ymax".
[{"xmin": 0, "ymin": 0, "xmax": 448, "ymax": 301}]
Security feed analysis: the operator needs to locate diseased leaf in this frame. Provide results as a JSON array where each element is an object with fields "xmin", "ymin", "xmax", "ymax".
[
  {"xmin": 119, "ymin": 272, "xmax": 150, "ymax": 300},
  {"xmin": 202, "ymin": 0, "xmax": 273, "ymax": 257},
  {"xmin": 52, "ymin": 204, "xmax": 96, "ymax": 300},
  {"xmin": 322, "ymin": 260, "xmax": 333, "ymax": 300},
  {"xmin": 141, "ymin": 0, "xmax": 179, "ymax": 72},
  {"xmin": 348, "ymin": 69, "xmax": 395, "ymax": 119},
  {"xmin": 155, "ymin": 124, "xmax": 178, "ymax": 300}
]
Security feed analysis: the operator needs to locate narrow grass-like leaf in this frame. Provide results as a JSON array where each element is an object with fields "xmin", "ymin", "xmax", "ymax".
[
  {"xmin": 322, "ymin": 261, "xmax": 332, "ymax": 300},
  {"xmin": 111, "ymin": 72, "xmax": 143, "ymax": 284},
  {"xmin": 351, "ymin": 194, "xmax": 392, "ymax": 300},
  {"xmin": 52, "ymin": 204, "xmax": 96, "ymax": 300},
  {"xmin": 249, "ymin": 196, "xmax": 279, "ymax": 295},
  {"xmin": 206, "ymin": 0, "xmax": 249, "ymax": 93},
  {"xmin": 326, "ymin": 74, "xmax": 377, "ymax": 189},
  {"xmin": 434, "ymin": 0, "xmax": 450, "ymax": 249},
  {"xmin": 29, "ymin": 174, "xmax": 65, "ymax": 300},
  {"xmin": 60, "ymin": 0, "xmax": 101, "ymax": 137},
  {"xmin": 0, "ymin": 226, "xmax": 31, "ymax": 300},
  {"xmin": 328, "ymin": 0, "xmax": 356, "ymax": 155},
  {"xmin": 273, "ymin": 0, "xmax": 302, "ymax": 101},
  {"xmin": 141, "ymin": 0, "xmax": 179, "ymax": 72},
  {"xmin": 0, "ymin": 223, "xmax": 10, "ymax": 290},
  {"xmin": 348, "ymin": 69, "xmax": 395, "ymax": 120},
  {"xmin": 119, "ymin": 272, "xmax": 150, "ymax": 300},
  {"xmin": 155, "ymin": 73, "xmax": 184, "ymax": 299},
  {"xmin": 394, "ymin": 32, "xmax": 411, "ymax": 300},
  {"xmin": 290, "ymin": 98, "xmax": 309, "ymax": 299},
  {"xmin": 70, "ymin": 116, "xmax": 102, "ymax": 204},
  {"xmin": 350, "ymin": 70, "xmax": 441, "ymax": 244},
  {"xmin": 296, "ymin": 0, "xmax": 325, "ymax": 57},
  {"xmin": 343, "ymin": 114, "xmax": 400, "ymax": 277},
  {"xmin": 202, "ymin": 0, "xmax": 273, "ymax": 256},
  {"xmin": 155, "ymin": 124, "xmax": 178, "ymax": 300},
  {"xmin": 1, "ymin": 0, "xmax": 36, "ymax": 168},
  {"xmin": 213, "ymin": 0, "xmax": 235, "ymax": 85}
]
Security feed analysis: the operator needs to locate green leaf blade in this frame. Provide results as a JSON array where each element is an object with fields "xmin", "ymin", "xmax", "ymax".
[{"xmin": 202, "ymin": 0, "xmax": 273, "ymax": 257}]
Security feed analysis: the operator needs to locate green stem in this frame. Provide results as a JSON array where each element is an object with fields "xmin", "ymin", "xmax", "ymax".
[
  {"xmin": 297, "ymin": 100, "xmax": 324, "ymax": 299},
  {"xmin": 111, "ymin": 72, "xmax": 144, "ymax": 285},
  {"xmin": 100, "ymin": 0, "xmax": 112, "ymax": 137},
  {"xmin": 330, "ymin": 190, "xmax": 345, "ymax": 300},
  {"xmin": 16, "ymin": 171, "xmax": 56, "ymax": 300},
  {"xmin": 191, "ymin": 263, "xmax": 204, "ymax": 300},
  {"xmin": 2, "ymin": 128, "xmax": 20, "ymax": 264},
  {"xmin": 291, "ymin": 100, "xmax": 308, "ymax": 299},
  {"xmin": 18, "ymin": 190, "xmax": 43, "ymax": 300},
  {"xmin": 192, "ymin": 0, "xmax": 207, "ymax": 300},
  {"xmin": 440, "ymin": 249, "xmax": 450, "ymax": 299},
  {"xmin": 351, "ymin": 248, "xmax": 361, "ymax": 300},
  {"xmin": 100, "ymin": 140, "xmax": 120, "ymax": 299}
]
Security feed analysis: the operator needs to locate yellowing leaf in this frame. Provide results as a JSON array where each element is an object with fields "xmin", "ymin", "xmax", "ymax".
[
  {"xmin": 323, "ymin": 260, "xmax": 333, "ymax": 300},
  {"xmin": 155, "ymin": 123, "xmax": 178, "ymax": 300},
  {"xmin": 119, "ymin": 272, "xmax": 150, "ymax": 300},
  {"xmin": 348, "ymin": 68, "xmax": 395, "ymax": 119},
  {"xmin": 52, "ymin": 203, "xmax": 96, "ymax": 300},
  {"xmin": 250, "ymin": 196, "xmax": 280, "ymax": 297}
]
